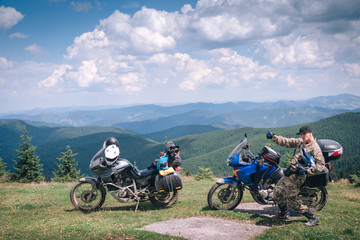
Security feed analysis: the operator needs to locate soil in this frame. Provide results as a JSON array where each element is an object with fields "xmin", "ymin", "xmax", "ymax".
[{"xmin": 139, "ymin": 202, "xmax": 302, "ymax": 239}]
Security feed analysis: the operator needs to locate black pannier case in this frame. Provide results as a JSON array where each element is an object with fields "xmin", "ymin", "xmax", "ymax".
[
  {"xmin": 155, "ymin": 171, "xmax": 183, "ymax": 192},
  {"xmin": 303, "ymin": 168, "xmax": 329, "ymax": 188},
  {"xmin": 317, "ymin": 139, "xmax": 343, "ymax": 163}
]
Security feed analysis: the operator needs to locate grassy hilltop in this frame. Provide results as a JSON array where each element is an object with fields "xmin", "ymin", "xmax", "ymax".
[{"xmin": 0, "ymin": 178, "xmax": 359, "ymax": 239}]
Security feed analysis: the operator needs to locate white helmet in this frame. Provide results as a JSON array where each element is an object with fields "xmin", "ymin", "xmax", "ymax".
[{"xmin": 104, "ymin": 137, "xmax": 120, "ymax": 165}]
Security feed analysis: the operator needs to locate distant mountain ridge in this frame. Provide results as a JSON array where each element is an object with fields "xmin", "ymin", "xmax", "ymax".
[{"xmin": 1, "ymin": 94, "xmax": 359, "ymax": 130}]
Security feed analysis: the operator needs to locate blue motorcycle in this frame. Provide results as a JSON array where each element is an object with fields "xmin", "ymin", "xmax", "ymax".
[{"xmin": 207, "ymin": 134, "xmax": 342, "ymax": 211}]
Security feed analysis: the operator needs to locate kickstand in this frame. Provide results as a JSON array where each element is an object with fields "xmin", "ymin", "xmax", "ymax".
[{"xmin": 134, "ymin": 197, "xmax": 140, "ymax": 212}]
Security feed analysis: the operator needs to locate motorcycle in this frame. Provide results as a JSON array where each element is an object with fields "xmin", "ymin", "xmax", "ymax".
[
  {"xmin": 70, "ymin": 149, "xmax": 183, "ymax": 212},
  {"xmin": 207, "ymin": 134, "xmax": 343, "ymax": 211}
]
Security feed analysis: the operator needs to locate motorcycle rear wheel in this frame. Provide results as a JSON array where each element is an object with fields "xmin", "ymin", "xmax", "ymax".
[
  {"xmin": 299, "ymin": 186, "xmax": 327, "ymax": 211},
  {"xmin": 207, "ymin": 183, "xmax": 243, "ymax": 210},
  {"xmin": 70, "ymin": 181, "xmax": 106, "ymax": 212},
  {"xmin": 150, "ymin": 190, "xmax": 179, "ymax": 207}
]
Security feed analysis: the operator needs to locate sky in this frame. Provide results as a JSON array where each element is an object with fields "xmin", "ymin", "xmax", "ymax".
[{"xmin": 1, "ymin": 0, "xmax": 360, "ymax": 113}]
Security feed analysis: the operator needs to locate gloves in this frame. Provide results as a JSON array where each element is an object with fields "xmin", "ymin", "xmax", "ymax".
[
  {"xmin": 284, "ymin": 168, "xmax": 296, "ymax": 177},
  {"xmin": 266, "ymin": 130, "xmax": 274, "ymax": 139},
  {"xmin": 302, "ymin": 149, "xmax": 315, "ymax": 167},
  {"xmin": 296, "ymin": 165, "xmax": 308, "ymax": 175},
  {"xmin": 159, "ymin": 167, "xmax": 174, "ymax": 176}
]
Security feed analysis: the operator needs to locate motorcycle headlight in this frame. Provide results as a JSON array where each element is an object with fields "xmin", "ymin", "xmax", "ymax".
[{"xmin": 227, "ymin": 159, "xmax": 231, "ymax": 166}]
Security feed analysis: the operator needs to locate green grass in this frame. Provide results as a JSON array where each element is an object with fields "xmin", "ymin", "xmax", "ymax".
[{"xmin": 0, "ymin": 178, "xmax": 359, "ymax": 240}]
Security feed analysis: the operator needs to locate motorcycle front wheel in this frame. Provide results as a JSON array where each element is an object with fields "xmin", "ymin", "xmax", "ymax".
[
  {"xmin": 70, "ymin": 181, "xmax": 106, "ymax": 212},
  {"xmin": 299, "ymin": 186, "xmax": 328, "ymax": 211},
  {"xmin": 207, "ymin": 183, "xmax": 243, "ymax": 210},
  {"xmin": 150, "ymin": 190, "xmax": 179, "ymax": 207}
]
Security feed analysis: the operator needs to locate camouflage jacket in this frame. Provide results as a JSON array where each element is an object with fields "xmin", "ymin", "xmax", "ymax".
[{"xmin": 272, "ymin": 135, "xmax": 325, "ymax": 175}]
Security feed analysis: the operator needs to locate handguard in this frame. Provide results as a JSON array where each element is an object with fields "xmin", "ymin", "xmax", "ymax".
[{"xmin": 302, "ymin": 149, "xmax": 316, "ymax": 167}]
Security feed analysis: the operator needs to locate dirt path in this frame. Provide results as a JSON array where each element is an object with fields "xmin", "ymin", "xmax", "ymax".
[{"xmin": 139, "ymin": 203, "xmax": 301, "ymax": 239}]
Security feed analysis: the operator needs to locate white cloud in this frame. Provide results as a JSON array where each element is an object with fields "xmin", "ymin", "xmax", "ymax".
[
  {"xmin": 71, "ymin": 1, "xmax": 93, "ymax": 13},
  {"xmin": 65, "ymin": 29, "xmax": 109, "ymax": 59},
  {"xmin": 38, "ymin": 64, "xmax": 72, "ymax": 88},
  {"xmin": 24, "ymin": 44, "xmax": 48, "ymax": 56},
  {"xmin": 9, "ymin": 32, "xmax": 28, "ymax": 39},
  {"xmin": 0, "ymin": 6, "xmax": 24, "ymax": 30},
  {"xmin": 0, "ymin": 56, "xmax": 14, "ymax": 69},
  {"xmin": 67, "ymin": 60, "xmax": 103, "ymax": 87},
  {"xmin": 345, "ymin": 63, "xmax": 360, "ymax": 77},
  {"xmin": 261, "ymin": 35, "xmax": 334, "ymax": 68}
]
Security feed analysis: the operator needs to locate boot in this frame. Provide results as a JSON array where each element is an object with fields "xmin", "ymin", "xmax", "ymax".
[
  {"xmin": 303, "ymin": 208, "xmax": 320, "ymax": 227},
  {"xmin": 276, "ymin": 204, "xmax": 289, "ymax": 219}
]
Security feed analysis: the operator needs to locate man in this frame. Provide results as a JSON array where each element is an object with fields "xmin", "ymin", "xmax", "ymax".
[{"xmin": 266, "ymin": 125, "xmax": 325, "ymax": 226}]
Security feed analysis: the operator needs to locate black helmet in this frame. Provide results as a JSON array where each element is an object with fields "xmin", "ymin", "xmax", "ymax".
[
  {"xmin": 104, "ymin": 137, "xmax": 120, "ymax": 165},
  {"xmin": 105, "ymin": 137, "xmax": 119, "ymax": 148},
  {"xmin": 165, "ymin": 141, "xmax": 180, "ymax": 158}
]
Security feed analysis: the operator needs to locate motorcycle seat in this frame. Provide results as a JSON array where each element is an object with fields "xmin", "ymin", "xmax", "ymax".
[{"xmin": 131, "ymin": 167, "xmax": 157, "ymax": 178}]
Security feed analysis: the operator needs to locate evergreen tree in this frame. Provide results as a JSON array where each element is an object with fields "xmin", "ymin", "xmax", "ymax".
[
  {"xmin": 194, "ymin": 167, "xmax": 214, "ymax": 180},
  {"xmin": 0, "ymin": 157, "xmax": 6, "ymax": 177},
  {"xmin": 52, "ymin": 145, "xmax": 82, "ymax": 182},
  {"xmin": 13, "ymin": 127, "xmax": 44, "ymax": 183},
  {"xmin": 0, "ymin": 157, "xmax": 10, "ymax": 182}
]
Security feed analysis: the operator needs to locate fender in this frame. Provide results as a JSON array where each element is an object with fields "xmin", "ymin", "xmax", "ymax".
[
  {"xmin": 79, "ymin": 177, "xmax": 106, "ymax": 194},
  {"xmin": 216, "ymin": 176, "xmax": 241, "ymax": 188}
]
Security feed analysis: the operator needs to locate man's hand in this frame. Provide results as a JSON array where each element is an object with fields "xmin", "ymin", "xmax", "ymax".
[
  {"xmin": 266, "ymin": 130, "xmax": 274, "ymax": 139},
  {"xmin": 284, "ymin": 167, "xmax": 296, "ymax": 177},
  {"xmin": 296, "ymin": 165, "xmax": 308, "ymax": 175}
]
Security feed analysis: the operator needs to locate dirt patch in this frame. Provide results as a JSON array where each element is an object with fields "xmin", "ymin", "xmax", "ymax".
[
  {"xmin": 139, "ymin": 202, "xmax": 302, "ymax": 239},
  {"xmin": 140, "ymin": 216, "xmax": 270, "ymax": 240}
]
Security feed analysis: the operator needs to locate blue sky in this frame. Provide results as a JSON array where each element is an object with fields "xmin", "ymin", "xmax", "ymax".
[{"xmin": 1, "ymin": 0, "xmax": 360, "ymax": 113}]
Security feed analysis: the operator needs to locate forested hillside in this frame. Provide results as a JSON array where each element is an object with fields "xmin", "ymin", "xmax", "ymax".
[
  {"xmin": 176, "ymin": 112, "xmax": 360, "ymax": 178},
  {"xmin": 0, "ymin": 112, "xmax": 359, "ymax": 179}
]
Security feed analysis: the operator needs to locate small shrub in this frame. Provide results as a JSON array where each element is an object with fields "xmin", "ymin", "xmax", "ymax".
[
  {"xmin": 350, "ymin": 170, "xmax": 360, "ymax": 187},
  {"xmin": 194, "ymin": 167, "xmax": 214, "ymax": 180}
]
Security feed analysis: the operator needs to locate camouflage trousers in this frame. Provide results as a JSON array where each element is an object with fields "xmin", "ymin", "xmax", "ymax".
[{"xmin": 273, "ymin": 174, "xmax": 308, "ymax": 213}]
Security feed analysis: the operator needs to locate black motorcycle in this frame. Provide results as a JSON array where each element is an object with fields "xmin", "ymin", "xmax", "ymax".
[
  {"xmin": 70, "ymin": 148, "xmax": 182, "ymax": 212},
  {"xmin": 207, "ymin": 135, "xmax": 343, "ymax": 211}
]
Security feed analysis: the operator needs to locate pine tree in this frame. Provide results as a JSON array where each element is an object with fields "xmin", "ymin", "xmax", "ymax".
[
  {"xmin": 52, "ymin": 145, "xmax": 82, "ymax": 182},
  {"xmin": 0, "ymin": 157, "xmax": 6, "ymax": 177},
  {"xmin": 0, "ymin": 157, "xmax": 10, "ymax": 182},
  {"xmin": 13, "ymin": 127, "xmax": 44, "ymax": 183}
]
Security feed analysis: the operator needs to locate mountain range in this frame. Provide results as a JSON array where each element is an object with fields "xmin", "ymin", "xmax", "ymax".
[{"xmin": 1, "ymin": 94, "xmax": 359, "ymax": 135}]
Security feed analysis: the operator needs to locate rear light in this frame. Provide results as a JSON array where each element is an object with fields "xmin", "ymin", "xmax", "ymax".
[{"xmin": 329, "ymin": 148, "xmax": 343, "ymax": 157}]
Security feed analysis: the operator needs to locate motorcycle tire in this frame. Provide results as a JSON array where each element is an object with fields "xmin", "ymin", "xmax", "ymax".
[
  {"xmin": 70, "ymin": 181, "xmax": 106, "ymax": 212},
  {"xmin": 150, "ymin": 190, "xmax": 179, "ymax": 207},
  {"xmin": 299, "ymin": 186, "xmax": 328, "ymax": 212},
  {"xmin": 207, "ymin": 182, "xmax": 243, "ymax": 210}
]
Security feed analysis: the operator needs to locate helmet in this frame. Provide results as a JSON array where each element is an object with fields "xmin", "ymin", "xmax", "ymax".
[
  {"xmin": 104, "ymin": 137, "xmax": 120, "ymax": 165},
  {"xmin": 165, "ymin": 141, "xmax": 180, "ymax": 158},
  {"xmin": 104, "ymin": 136, "xmax": 119, "ymax": 148}
]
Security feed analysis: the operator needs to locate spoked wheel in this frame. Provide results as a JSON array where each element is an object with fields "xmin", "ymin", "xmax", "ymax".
[
  {"xmin": 299, "ymin": 186, "xmax": 328, "ymax": 211},
  {"xmin": 150, "ymin": 190, "xmax": 179, "ymax": 207},
  {"xmin": 70, "ymin": 181, "xmax": 106, "ymax": 212},
  {"xmin": 207, "ymin": 183, "xmax": 243, "ymax": 210}
]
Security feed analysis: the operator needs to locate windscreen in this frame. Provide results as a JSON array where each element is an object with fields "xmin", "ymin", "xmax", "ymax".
[{"xmin": 228, "ymin": 138, "xmax": 248, "ymax": 159}]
